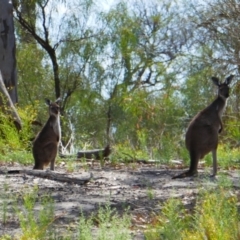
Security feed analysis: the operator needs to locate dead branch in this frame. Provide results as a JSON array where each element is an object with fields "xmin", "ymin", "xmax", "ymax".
[
  {"xmin": 0, "ymin": 71, "xmax": 22, "ymax": 130},
  {"xmin": 77, "ymin": 145, "xmax": 111, "ymax": 160},
  {"xmin": 3, "ymin": 169, "xmax": 92, "ymax": 185},
  {"xmin": 24, "ymin": 170, "xmax": 92, "ymax": 184}
]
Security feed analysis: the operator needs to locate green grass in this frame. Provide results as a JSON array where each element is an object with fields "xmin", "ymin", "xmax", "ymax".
[
  {"xmin": 0, "ymin": 185, "xmax": 132, "ymax": 240},
  {"xmin": 216, "ymin": 144, "xmax": 240, "ymax": 169},
  {"xmin": 78, "ymin": 204, "xmax": 132, "ymax": 240},
  {"xmin": 14, "ymin": 186, "xmax": 56, "ymax": 240},
  {"xmin": 172, "ymin": 143, "xmax": 240, "ymax": 171},
  {"xmin": 145, "ymin": 187, "xmax": 240, "ymax": 240},
  {"xmin": 0, "ymin": 182, "xmax": 11, "ymax": 228},
  {"xmin": 0, "ymin": 150, "xmax": 33, "ymax": 165}
]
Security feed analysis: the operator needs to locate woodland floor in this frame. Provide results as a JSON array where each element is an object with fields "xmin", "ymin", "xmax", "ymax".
[{"xmin": 0, "ymin": 160, "xmax": 240, "ymax": 239}]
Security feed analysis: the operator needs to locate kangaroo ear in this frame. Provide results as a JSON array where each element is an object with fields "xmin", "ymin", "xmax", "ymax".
[
  {"xmin": 225, "ymin": 75, "xmax": 234, "ymax": 85},
  {"xmin": 211, "ymin": 77, "xmax": 220, "ymax": 86},
  {"xmin": 55, "ymin": 98, "xmax": 61, "ymax": 105},
  {"xmin": 45, "ymin": 99, "xmax": 51, "ymax": 106}
]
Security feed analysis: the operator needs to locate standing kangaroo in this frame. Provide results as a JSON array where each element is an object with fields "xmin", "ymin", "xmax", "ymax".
[
  {"xmin": 172, "ymin": 75, "xmax": 234, "ymax": 179},
  {"xmin": 33, "ymin": 98, "xmax": 61, "ymax": 170}
]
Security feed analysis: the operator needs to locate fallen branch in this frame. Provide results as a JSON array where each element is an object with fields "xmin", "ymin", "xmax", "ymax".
[
  {"xmin": 119, "ymin": 159, "xmax": 159, "ymax": 164},
  {"xmin": 3, "ymin": 169, "xmax": 92, "ymax": 185},
  {"xmin": 0, "ymin": 71, "xmax": 22, "ymax": 130},
  {"xmin": 77, "ymin": 144, "xmax": 111, "ymax": 159},
  {"xmin": 60, "ymin": 145, "xmax": 111, "ymax": 160}
]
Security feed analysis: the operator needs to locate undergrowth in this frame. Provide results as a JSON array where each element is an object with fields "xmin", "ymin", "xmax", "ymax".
[
  {"xmin": 0, "ymin": 186, "xmax": 132, "ymax": 240},
  {"xmin": 14, "ymin": 186, "xmax": 56, "ymax": 240},
  {"xmin": 78, "ymin": 204, "xmax": 131, "ymax": 240},
  {"xmin": 0, "ymin": 104, "xmax": 240, "ymax": 171},
  {"xmin": 145, "ymin": 187, "xmax": 240, "ymax": 240},
  {"xmin": 0, "ymin": 104, "xmax": 36, "ymax": 165},
  {"xmin": 0, "ymin": 102, "xmax": 239, "ymax": 239}
]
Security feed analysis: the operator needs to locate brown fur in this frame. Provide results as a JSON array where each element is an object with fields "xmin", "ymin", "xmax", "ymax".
[
  {"xmin": 33, "ymin": 98, "xmax": 61, "ymax": 170},
  {"xmin": 172, "ymin": 75, "xmax": 234, "ymax": 179}
]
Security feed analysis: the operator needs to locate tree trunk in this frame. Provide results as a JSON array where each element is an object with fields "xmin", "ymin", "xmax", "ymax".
[{"xmin": 0, "ymin": 0, "xmax": 18, "ymax": 104}]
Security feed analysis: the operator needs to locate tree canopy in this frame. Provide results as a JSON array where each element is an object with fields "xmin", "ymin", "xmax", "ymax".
[{"xmin": 9, "ymin": 0, "xmax": 240, "ymax": 160}]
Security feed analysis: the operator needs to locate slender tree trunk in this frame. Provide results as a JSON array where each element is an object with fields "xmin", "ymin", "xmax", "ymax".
[
  {"xmin": 0, "ymin": 0, "xmax": 18, "ymax": 104},
  {"xmin": 13, "ymin": 1, "xmax": 61, "ymax": 100}
]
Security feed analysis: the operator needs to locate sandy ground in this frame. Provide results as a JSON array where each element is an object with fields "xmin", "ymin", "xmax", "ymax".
[{"xmin": 0, "ymin": 161, "xmax": 240, "ymax": 239}]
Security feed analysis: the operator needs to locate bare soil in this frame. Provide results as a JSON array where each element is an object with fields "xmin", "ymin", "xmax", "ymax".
[{"xmin": 0, "ymin": 161, "xmax": 240, "ymax": 239}]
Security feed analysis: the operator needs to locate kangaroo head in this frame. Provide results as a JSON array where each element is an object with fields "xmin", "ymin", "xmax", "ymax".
[
  {"xmin": 211, "ymin": 75, "xmax": 234, "ymax": 99},
  {"xmin": 45, "ymin": 98, "xmax": 61, "ymax": 117}
]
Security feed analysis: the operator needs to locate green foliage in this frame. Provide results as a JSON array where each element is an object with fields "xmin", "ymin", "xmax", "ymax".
[
  {"xmin": 0, "ymin": 183, "xmax": 10, "ymax": 225},
  {"xmin": 177, "ymin": 143, "xmax": 190, "ymax": 164},
  {"xmin": 183, "ymin": 189, "xmax": 240, "ymax": 240},
  {"xmin": 0, "ymin": 112, "xmax": 26, "ymax": 152},
  {"xmin": 199, "ymin": 144, "xmax": 240, "ymax": 170},
  {"xmin": 112, "ymin": 140, "xmax": 149, "ymax": 163},
  {"xmin": 17, "ymin": 43, "xmax": 51, "ymax": 107},
  {"xmin": 216, "ymin": 144, "xmax": 240, "ymax": 169},
  {"xmin": 0, "ymin": 111, "xmax": 19, "ymax": 151},
  {"xmin": 78, "ymin": 204, "xmax": 132, "ymax": 240},
  {"xmin": 216, "ymin": 173, "xmax": 233, "ymax": 189},
  {"xmin": 15, "ymin": 186, "xmax": 56, "ymax": 240},
  {"xmin": 180, "ymin": 67, "xmax": 215, "ymax": 119},
  {"xmin": 0, "ymin": 235, "xmax": 12, "ymax": 240},
  {"xmin": 1, "ymin": 184, "xmax": 132, "ymax": 240},
  {"xmin": 11, "ymin": 0, "xmax": 240, "ymax": 169},
  {"xmin": 145, "ymin": 198, "xmax": 189, "ymax": 240},
  {"xmin": 146, "ymin": 186, "xmax": 155, "ymax": 200},
  {"xmin": 17, "ymin": 104, "xmax": 37, "ymax": 146},
  {"xmin": 0, "ymin": 150, "xmax": 32, "ymax": 165},
  {"xmin": 145, "ymin": 189, "xmax": 240, "ymax": 240},
  {"xmin": 0, "ymin": 104, "xmax": 36, "ymax": 164},
  {"xmin": 78, "ymin": 213, "xmax": 93, "ymax": 240},
  {"xmin": 108, "ymin": 88, "xmax": 185, "ymax": 162}
]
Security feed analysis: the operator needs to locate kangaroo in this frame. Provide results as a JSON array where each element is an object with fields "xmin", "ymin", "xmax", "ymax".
[
  {"xmin": 33, "ymin": 98, "xmax": 61, "ymax": 170},
  {"xmin": 172, "ymin": 75, "xmax": 234, "ymax": 179}
]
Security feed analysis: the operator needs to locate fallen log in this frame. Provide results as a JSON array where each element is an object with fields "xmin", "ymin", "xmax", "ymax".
[
  {"xmin": 24, "ymin": 170, "xmax": 92, "ymax": 185},
  {"xmin": 77, "ymin": 144, "xmax": 111, "ymax": 160},
  {"xmin": 60, "ymin": 144, "xmax": 111, "ymax": 160},
  {"xmin": 59, "ymin": 145, "xmax": 111, "ymax": 160},
  {"xmin": 2, "ymin": 169, "xmax": 92, "ymax": 185}
]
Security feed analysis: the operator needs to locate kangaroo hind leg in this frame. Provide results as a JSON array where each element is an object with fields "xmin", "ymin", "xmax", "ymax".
[{"xmin": 172, "ymin": 151, "xmax": 200, "ymax": 179}]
